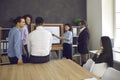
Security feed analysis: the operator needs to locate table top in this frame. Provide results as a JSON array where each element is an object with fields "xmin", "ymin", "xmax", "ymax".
[{"xmin": 0, "ymin": 59, "xmax": 100, "ymax": 80}]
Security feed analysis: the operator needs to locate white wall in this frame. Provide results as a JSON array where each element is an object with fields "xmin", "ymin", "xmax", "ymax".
[
  {"xmin": 87, "ymin": 0, "xmax": 102, "ymax": 50},
  {"xmin": 87, "ymin": 0, "xmax": 114, "ymax": 50}
]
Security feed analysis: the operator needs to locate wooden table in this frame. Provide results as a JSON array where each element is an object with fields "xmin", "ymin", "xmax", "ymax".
[{"xmin": 0, "ymin": 59, "xmax": 100, "ymax": 80}]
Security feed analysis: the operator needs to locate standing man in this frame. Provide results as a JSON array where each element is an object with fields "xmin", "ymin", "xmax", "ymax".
[
  {"xmin": 77, "ymin": 20, "xmax": 90, "ymax": 66},
  {"xmin": 28, "ymin": 17, "xmax": 52, "ymax": 63},
  {"xmin": 8, "ymin": 16, "xmax": 25, "ymax": 64}
]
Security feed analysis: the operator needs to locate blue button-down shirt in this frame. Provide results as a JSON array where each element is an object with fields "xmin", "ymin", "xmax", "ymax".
[
  {"xmin": 8, "ymin": 27, "xmax": 22, "ymax": 59},
  {"xmin": 63, "ymin": 31, "xmax": 73, "ymax": 44}
]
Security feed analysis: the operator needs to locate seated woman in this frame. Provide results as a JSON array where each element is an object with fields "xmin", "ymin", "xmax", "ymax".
[{"xmin": 92, "ymin": 36, "xmax": 113, "ymax": 67}]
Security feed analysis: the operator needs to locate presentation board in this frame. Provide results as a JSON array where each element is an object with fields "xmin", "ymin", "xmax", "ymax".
[
  {"xmin": 43, "ymin": 24, "xmax": 63, "ymax": 45},
  {"xmin": 44, "ymin": 26, "xmax": 60, "ymax": 44},
  {"xmin": 31, "ymin": 24, "xmax": 64, "ymax": 47}
]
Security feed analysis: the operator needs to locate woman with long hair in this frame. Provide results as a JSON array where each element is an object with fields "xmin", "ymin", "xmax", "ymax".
[
  {"xmin": 92, "ymin": 36, "xmax": 113, "ymax": 67},
  {"xmin": 21, "ymin": 14, "xmax": 32, "ymax": 63}
]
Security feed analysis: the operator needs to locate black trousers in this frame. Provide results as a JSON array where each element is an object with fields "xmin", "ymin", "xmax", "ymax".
[
  {"xmin": 30, "ymin": 55, "xmax": 50, "ymax": 63},
  {"xmin": 22, "ymin": 45, "xmax": 29, "ymax": 63},
  {"xmin": 8, "ymin": 55, "xmax": 26, "ymax": 64},
  {"xmin": 63, "ymin": 43, "xmax": 72, "ymax": 59},
  {"xmin": 8, "ymin": 57, "xmax": 18, "ymax": 64}
]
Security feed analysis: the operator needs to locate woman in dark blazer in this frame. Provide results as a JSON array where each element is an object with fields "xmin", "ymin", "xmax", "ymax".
[
  {"xmin": 77, "ymin": 20, "xmax": 90, "ymax": 65},
  {"xmin": 92, "ymin": 36, "xmax": 113, "ymax": 67}
]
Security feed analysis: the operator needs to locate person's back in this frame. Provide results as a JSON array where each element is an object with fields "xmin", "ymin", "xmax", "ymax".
[
  {"xmin": 28, "ymin": 27, "xmax": 52, "ymax": 56},
  {"xmin": 28, "ymin": 17, "xmax": 52, "ymax": 63}
]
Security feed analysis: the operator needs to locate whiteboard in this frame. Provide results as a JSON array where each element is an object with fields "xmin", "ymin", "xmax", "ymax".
[{"xmin": 44, "ymin": 26, "xmax": 61, "ymax": 44}]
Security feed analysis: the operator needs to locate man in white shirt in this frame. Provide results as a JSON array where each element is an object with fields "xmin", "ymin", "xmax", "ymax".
[{"xmin": 28, "ymin": 17, "xmax": 52, "ymax": 63}]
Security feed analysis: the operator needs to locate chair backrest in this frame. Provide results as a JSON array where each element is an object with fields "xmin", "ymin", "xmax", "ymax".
[
  {"xmin": 90, "ymin": 62, "xmax": 108, "ymax": 77},
  {"xmin": 83, "ymin": 58, "xmax": 95, "ymax": 71},
  {"xmin": 101, "ymin": 67, "xmax": 120, "ymax": 80}
]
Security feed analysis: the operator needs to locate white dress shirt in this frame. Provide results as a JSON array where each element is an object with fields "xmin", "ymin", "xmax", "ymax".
[{"xmin": 28, "ymin": 26, "xmax": 52, "ymax": 56}]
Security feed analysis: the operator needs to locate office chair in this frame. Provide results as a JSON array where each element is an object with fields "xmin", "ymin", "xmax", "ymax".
[
  {"xmin": 83, "ymin": 58, "xmax": 95, "ymax": 71},
  {"xmin": 90, "ymin": 62, "xmax": 108, "ymax": 77},
  {"xmin": 101, "ymin": 67, "xmax": 120, "ymax": 80}
]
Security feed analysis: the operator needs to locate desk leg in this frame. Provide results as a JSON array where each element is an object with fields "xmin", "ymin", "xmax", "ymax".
[
  {"xmin": 55, "ymin": 50, "xmax": 62, "ymax": 59},
  {"xmin": 50, "ymin": 50, "xmax": 62, "ymax": 59},
  {"xmin": 58, "ymin": 50, "xmax": 62, "ymax": 59}
]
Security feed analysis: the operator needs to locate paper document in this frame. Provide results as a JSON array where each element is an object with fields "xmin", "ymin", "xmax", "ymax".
[{"xmin": 84, "ymin": 77, "xmax": 97, "ymax": 80}]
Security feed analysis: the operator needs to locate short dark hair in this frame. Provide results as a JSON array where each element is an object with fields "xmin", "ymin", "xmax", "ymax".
[
  {"xmin": 13, "ymin": 16, "xmax": 24, "ymax": 24},
  {"xmin": 64, "ymin": 23, "xmax": 72, "ymax": 32},
  {"xmin": 79, "ymin": 20, "xmax": 87, "ymax": 27},
  {"xmin": 35, "ymin": 17, "xmax": 44, "ymax": 25}
]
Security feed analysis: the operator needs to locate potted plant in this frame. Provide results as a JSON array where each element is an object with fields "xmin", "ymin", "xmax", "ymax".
[{"xmin": 74, "ymin": 18, "xmax": 81, "ymax": 26}]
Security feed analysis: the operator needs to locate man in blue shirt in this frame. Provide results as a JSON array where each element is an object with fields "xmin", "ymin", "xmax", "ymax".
[{"xmin": 8, "ymin": 16, "xmax": 25, "ymax": 64}]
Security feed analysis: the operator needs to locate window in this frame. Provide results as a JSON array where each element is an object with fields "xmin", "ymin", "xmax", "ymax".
[{"xmin": 114, "ymin": 0, "xmax": 120, "ymax": 48}]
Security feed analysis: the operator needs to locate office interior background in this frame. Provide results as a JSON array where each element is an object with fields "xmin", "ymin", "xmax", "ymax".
[{"xmin": 0, "ymin": 0, "xmax": 120, "ymax": 70}]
